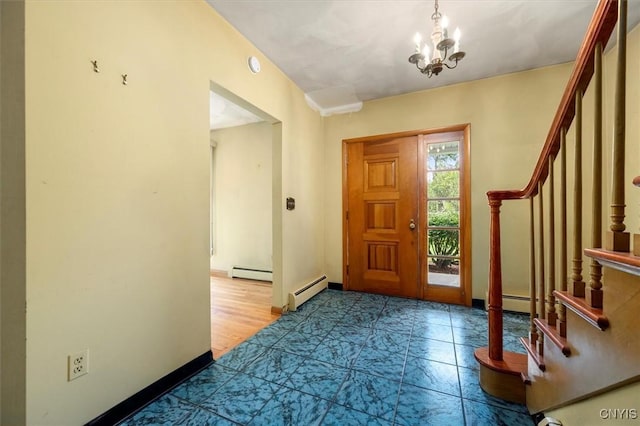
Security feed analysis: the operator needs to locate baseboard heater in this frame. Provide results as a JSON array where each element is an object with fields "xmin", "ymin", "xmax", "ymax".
[
  {"xmin": 288, "ymin": 275, "xmax": 328, "ymax": 311},
  {"xmin": 485, "ymin": 292, "xmax": 530, "ymax": 313},
  {"xmin": 230, "ymin": 266, "xmax": 272, "ymax": 282}
]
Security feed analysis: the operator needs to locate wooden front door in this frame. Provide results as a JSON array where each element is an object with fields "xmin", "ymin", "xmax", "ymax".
[
  {"xmin": 345, "ymin": 136, "xmax": 419, "ymax": 298},
  {"xmin": 343, "ymin": 127, "xmax": 471, "ymax": 305}
]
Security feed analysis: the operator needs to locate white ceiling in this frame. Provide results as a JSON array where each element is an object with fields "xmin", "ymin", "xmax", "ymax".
[
  {"xmin": 207, "ymin": 0, "xmax": 640, "ymax": 115},
  {"xmin": 210, "ymin": 91, "xmax": 263, "ymax": 130}
]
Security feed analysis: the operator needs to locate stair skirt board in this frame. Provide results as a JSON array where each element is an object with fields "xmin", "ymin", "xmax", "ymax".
[
  {"xmin": 288, "ymin": 275, "xmax": 328, "ymax": 311},
  {"xmin": 230, "ymin": 266, "xmax": 273, "ymax": 282}
]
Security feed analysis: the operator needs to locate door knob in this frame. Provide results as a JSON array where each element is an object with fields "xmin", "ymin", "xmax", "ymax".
[{"xmin": 409, "ymin": 219, "xmax": 416, "ymax": 230}]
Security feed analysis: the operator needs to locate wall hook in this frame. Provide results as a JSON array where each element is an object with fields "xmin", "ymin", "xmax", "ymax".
[
  {"xmin": 91, "ymin": 60, "xmax": 99, "ymax": 73},
  {"xmin": 122, "ymin": 74, "xmax": 128, "ymax": 85}
]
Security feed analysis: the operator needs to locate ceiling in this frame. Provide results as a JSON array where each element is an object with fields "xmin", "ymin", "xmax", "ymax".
[
  {"xmin": 207, "ymin": 0, "xmax": 640, "ymax": 116},
  {"xmin": 210, "ymin": 91, "xmax": 263, "ymax": 130}
]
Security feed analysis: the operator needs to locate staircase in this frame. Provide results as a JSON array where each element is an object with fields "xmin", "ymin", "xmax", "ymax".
[{"xmin": 474, "ymin": 0, "xmax": 640, "ymax": 417}]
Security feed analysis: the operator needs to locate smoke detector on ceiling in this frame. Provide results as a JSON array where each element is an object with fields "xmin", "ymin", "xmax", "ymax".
[{"xmin": 248, "ymin": 56, "xmax": 261, "ymax": 74}]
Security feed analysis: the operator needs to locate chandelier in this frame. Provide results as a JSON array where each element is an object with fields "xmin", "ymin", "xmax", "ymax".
[{"xmin": 408, "ymin": 0, "xmax": 465, "ymax": 77}]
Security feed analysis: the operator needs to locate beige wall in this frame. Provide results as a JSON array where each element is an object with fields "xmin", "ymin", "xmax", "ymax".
[
  {"xmin": 1, "ymin": 1, "xmax": 27, "ymax": 424},
  {"xmin": 210, "ymin": 122, "xmax": 272, "ymax": 273},
  {"xmin": 8, "ymin": 1, "xmax": 640, "ymax": 424},
  {"xmin": 22, "ymin": 1, "xmax": 324, "ymax": 424},
  {"xmin": 323, "ymin": 23, "xmax": 640, "ymax": 304},
  {"xmin": 324, "ymin": 64, "xmax": 573, "ymax": 299},
  {"xmin": 546, "ymin": 381, "xmax": 640, "ymax": 425}
]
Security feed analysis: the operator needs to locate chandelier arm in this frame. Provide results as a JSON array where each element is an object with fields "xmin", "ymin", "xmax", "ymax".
[
  {"xmin": 443, "ymin": 60, "xmax": 459, "ymax": 70},
  {"xmin": 419, "ymin": 63, "xmax": 433, "ymax": 77}
]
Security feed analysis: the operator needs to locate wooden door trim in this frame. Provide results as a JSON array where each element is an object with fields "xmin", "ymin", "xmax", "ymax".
[
  {"xmin": 461, "ymin": 124, "xmax": 472, "ymax": 306},
  {"xmin": 417, "ymin": 135, "xmax": 426, "ymax": 300},
  {"xmin": 343, "ymin": 124, "xmax": 469, "ymax": 145},
  {"xmin": 342, "ymin": 142, "xmax": 349, "ymax": 288}
]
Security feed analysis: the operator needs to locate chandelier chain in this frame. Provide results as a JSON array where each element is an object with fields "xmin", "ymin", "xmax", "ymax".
[{"xmin": 431, "ymin": 0, "xmax": 441, "ymax": 21}]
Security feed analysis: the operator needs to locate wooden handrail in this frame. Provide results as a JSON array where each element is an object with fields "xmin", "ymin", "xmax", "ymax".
[
  {"xmin": 487, "ymin": 0, "xmax": 618, "ymax": 202},
  {"xmin": 480, "ymin": 0, "xmax": 620, "ymax": 371}
]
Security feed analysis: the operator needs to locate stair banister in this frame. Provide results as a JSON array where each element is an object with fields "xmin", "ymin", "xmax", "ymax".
[
  {"xmin": 589, "ymin": 42, "xmax": 604, "ymax": 308},
  {"xmin": 547, "ymin": 155, "xmax": 557, "ymax": 327},
  {"xmin": 607, "ymin": 0, "xmax": 629, "ymax": 252},
  {"xmin": 478, "ymin": 0, "xmax": 618, "ymax": 393},
  {"xmin": 558, "ymin": 128, "xmax": 568, "ymax": 337},
  {"xmin": 572, "ymin": 90, "xmax": 585, "ymax": 298}
]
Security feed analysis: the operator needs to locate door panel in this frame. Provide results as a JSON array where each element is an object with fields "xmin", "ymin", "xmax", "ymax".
[{"xmin": 346, "ymin": 137, "xmax": 419, "ymax": 298}]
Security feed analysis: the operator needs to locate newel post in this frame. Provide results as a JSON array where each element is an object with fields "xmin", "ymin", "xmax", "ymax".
[{"xmin": 488, "ymin": 198, "xmax": 504, "ymax": 361}]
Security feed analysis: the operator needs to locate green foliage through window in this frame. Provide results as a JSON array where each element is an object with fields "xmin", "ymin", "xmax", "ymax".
[
  {"xmin": 428, "ymin": 209, "xmax": 459, "ymax": 270},
  {"xmin": 426, "ymin": 141, "xmax": 461, "ymax": 273}
]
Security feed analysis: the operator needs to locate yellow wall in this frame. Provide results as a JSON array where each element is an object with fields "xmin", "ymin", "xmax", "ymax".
[
  {"xmin": 210, "ymin": 122, "xmax": 273, "ymax": 273},
  {"xmin": 546, "ymin": 381, "xmax": 640, "ymax": 425},
  {"xmin": 324, "ymin": 64, "xmax": 573, "ymax": 299},
  {"xmin": 323, "ymin": 22, "xmax": 640, "ymax": 305},
  {"xmin": 22, "ymin": 0, "xmax": 324, "ymax": 424},
  {"xmin": 5, "ymin": 0, "xmax": 639, "ymax": 423},
  {"xmin": 1, "ymin": 1, "xmax": 27, "ymax": 424}
]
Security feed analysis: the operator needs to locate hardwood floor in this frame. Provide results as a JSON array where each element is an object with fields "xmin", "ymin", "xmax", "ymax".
[{"xmin": 210, "ymin": 271, "xmax": 280, "ymax": 359}]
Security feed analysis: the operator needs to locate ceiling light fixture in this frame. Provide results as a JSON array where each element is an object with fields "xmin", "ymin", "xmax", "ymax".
[{"xmin": 408, "ymin": 0, "xmax": 465, "ymax": 77}]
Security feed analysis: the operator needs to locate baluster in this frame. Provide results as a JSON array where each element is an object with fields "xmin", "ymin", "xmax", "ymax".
[
  {"xmin": 607, "ymin": 0, "xmax": 630, "ymax": 252},
  {"xmin": 572, "ymin": 90, "xmax": 585, "ymax": 297},
  {"xmin": 547, "ymin": 156, "xmax": 557, "ymax": 326},
  {"xmin": 590, "ymin": 42, "xmax": 604, "ymax": 308},
  {"xmin": 529, "ymin": 196, "xmax": 538, "ymax": 346},
  {"xmin": 559, "ymin": 128, "xmax": 568, "ymax": 337},
  {"xmin": 488, "ymin": 199, "xmax": 503, "ymax": 361},
  {"xmin": 537, "ymin": 182, "xmax": 545, "ymax": 357}
]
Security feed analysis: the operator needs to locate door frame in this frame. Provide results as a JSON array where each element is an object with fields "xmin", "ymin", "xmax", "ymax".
[{"xmin": 342, "ymin": 124, "xmax": 471, "ymax": 305}]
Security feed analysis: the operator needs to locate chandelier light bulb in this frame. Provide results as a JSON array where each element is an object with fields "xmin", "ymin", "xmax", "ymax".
[
  {"xmin": 441, "ymin": 15, "xmax": 449, "ymax": 38},
  {"xmin": 414, "ymin": 32, "xmax": 423, "ymax": 51},
  {"xmin": 454, "ymin": 27, "xmax": 461, "ymax": 53},
  {"xmin": 422, "ymin": 44, "xmax": 430, "ymax": 60}
]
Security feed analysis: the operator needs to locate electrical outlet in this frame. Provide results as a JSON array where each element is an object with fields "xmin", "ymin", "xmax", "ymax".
[{"xmin": 68, "ymin": 349, "xmax": 89, "ymax": 381}]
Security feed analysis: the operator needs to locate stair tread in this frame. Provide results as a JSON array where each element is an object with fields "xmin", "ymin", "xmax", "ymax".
[
  {"xmin": 533, "ymin": 318, "xmax": 571, "ymax": 356},
  {"xmin": 585, "ymin": 248, "xmax": 640, "ymax": 277},
  {"xmin": 474, "ymin": 347, "xmax": 527, "ymax": 376},
  {"xmin": 520, "ymin": 336, "xmax": 546, "ymax": 371},
  {"xmin": 554, "ymin": 290, "xmax": 609, "ymax": 330}
]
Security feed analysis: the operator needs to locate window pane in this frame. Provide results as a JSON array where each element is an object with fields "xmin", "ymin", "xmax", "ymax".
[
  {"xmin": 428, "ymin": 229, "xmax": 459, "ymax": 257},
  {"xmin": 427, "ymin": 228, "xmax": 460, "ymax": 287},
  {"xmin": 427, "ymin": 257, "xmax": 460, "ymax": 287},
  {"xmin": 427, "ymin": 170, "xmax": 459, "ymax": 198},
  {"xmin": 427, "ymin": 201, "xmax": 459, "ymax": 226},
  {"xmin": 427, "ymin": 141, "xmax": 459, "ymax": 170}
]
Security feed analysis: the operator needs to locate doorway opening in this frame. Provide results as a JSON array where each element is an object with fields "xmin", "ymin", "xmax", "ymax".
[
  {"xmin": 209, "ymin": 82, "xmax": 282, "ymax": 357},
  {"xmin": 342, "ymin": 125, "xmax": 471, "ymax": 305}
]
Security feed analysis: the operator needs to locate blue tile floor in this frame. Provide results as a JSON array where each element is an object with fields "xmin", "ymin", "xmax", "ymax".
[{"xmin": 120, "ymin": 290, "xmax": 534, "ymax": 425}]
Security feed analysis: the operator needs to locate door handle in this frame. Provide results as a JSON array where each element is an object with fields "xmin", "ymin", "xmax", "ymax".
[{"xmin": 409, "ymin": 219, "xmax": 416, "ymax": 230}]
